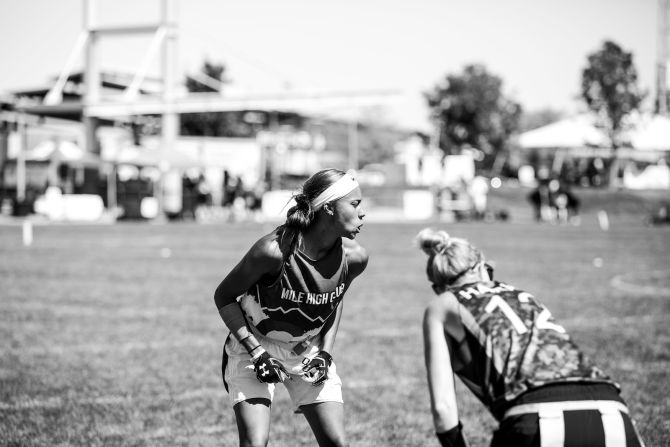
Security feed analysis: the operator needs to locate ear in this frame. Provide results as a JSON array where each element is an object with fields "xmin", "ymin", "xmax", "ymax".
[{"xmin": 323, "ymin": 203, "xmax": 335, "ymax": 215}]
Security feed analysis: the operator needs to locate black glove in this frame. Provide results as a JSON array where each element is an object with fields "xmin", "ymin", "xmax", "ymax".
[
  {"xmin": 253, "ymin": 351, "xmax": 290, "ymax": 383},
  {"xmin": 436, "ymin": 422, "xmax": 467, "ymax": 447},
  {"xmin": 301, "ymin": 350, "xmax": 333, "ymax": 386}
]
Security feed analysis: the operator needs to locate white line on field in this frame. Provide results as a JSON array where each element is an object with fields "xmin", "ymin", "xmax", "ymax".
[{"xmin": 610, "ymin": 270, "xmax": 670, "ymax": 296}]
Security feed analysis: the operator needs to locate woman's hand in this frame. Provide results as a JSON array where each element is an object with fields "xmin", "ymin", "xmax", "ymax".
[
  {"xmin": 301, "ymin": 351, "xmax": 333, "ymax": 386},
  {"xmin": 253, "ymin": 351, "xmax": 290, "ymax": 383}
]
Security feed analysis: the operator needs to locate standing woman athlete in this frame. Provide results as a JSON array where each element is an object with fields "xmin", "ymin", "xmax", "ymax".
[
  {"xmin": 215, "ymin": 169, "xmax": 368, "ymax": 447},
  {"xmin": 416, "ymin": 228, "xmax": 645, "ymax": 447}
]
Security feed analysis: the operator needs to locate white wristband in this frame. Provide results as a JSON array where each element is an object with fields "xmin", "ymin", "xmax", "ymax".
[{"xmin": 250, "ymin": 346, "xmax": 266, "ymax": 361}]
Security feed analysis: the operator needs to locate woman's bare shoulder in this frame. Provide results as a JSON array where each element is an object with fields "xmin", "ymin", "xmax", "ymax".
[
  {"xmin": 425, "ymin": 291, "xmax": 460, "ymax": 319},
  {"xmin": 342, "ymin": 238, "xmax": 369, "ymax": 275},
  {"xmin": 247, "ymin": 230, "xmax": 284, "ymax": 268}
]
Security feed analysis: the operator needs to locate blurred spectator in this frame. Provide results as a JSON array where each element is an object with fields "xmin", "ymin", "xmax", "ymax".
[
  {"xmin": 196, "ymin": 173, "xmax": 212, "ymax": 207},
  {"xmin": 584, "ymin": 157, "xmax": 605, "ymax": 187},
  {"xmin": 550, "ymin": 179, "xmax": 580, "ymax": 224},
  {"xmin": 646, "ymin": 203, "xmax": 670, "ymax": 226},
  {"xmin": 222, "ymin": 170, "xmax": 236, "ymax": 208},
  {"xmin": 558, "ymin": 158, "xmax": 579, "ymax": 186},
  {"xmin": 435, "ymin": 180, "xmax": 471, "ymax": 222},
  {"xmin": 529, "ymin": 178, "xmax": 580, "ymax": 224},
  {"xmin": 528, "ymin": 179, "xmax": 552, "ymax": 222},
  {"xmin": 432, "ymin": 184, "xmax": 445, "ymax": 219},
  {"xmin": 181, "ymin": 174, "xmax": 198, "ymax": 219},
  {"xmin": 468, "ymin": 175, "xmax": 489, "ymax": 220},
  {"xmin": 246, "ymin": 182, "xmax": 266, "ymax": 222},
  {"xmin": 234, "ymin": 176, "xmax": 245, "ymax": 204}
]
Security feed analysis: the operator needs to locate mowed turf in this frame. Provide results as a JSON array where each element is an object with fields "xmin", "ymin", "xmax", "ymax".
[{"xmin": 1, "ymin": 211, "xmax": 669, "ymax": 446}]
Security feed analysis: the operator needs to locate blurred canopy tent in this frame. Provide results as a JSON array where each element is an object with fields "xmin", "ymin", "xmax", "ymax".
[
  {"xmin": 516, "ymin": 113, "xmax": 670, "ymax": 189},
  {"xmin": 3, "ymin": 139, "xmax": 105, "ymax": 204},
  {"xmin": 519, "ymin": 113, "xmax": 670, "ymax": 152},
  {"xmin": 518, "ymin": 114, "xmax": 608, "ymax": 149},
  {"xmin": 111, "ymin": 145, "xmax": 202, "ymax": 169},
  {"xmin": 26, "ymin": 140, "xmax": 102, "ymax": 167},
  {"xmin": 625, "ymin": 113, "xmax": 670, "ymax": 151}
]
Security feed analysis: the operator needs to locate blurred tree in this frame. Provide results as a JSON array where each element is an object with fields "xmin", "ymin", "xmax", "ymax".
[
  {"xmin": 357, "ymin": 123, "xmax": 407, "ymax": 167},
  {"xmin": 424, "ymin": 64, "xmax": 522, "ymax": 172},
  {"xmin": 581, "ymin": 40, "xmax": 645, "ymax": 187},
  {"xmin": 180, "ymin": 60, "xmax": 258, "ymax": 137},
  {"xmin": 184, "ymin": 60, "xmax": 227, "ymax": 93},
  {"xmin": 519, "ymin": 108, "xmax": 564, "ymax": 132},
  {"xmin": 356, "ymin": 105, "xmax": 406, "ymax": 167}
]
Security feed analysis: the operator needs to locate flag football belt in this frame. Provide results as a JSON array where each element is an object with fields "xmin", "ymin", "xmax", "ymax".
[
  {"xmin": 504, "ymin": 400, "xmax": 630, "ymax": 447},
  {"xmin": 503, "ymin": 399, "xmax": 628, "ymax": 419}
]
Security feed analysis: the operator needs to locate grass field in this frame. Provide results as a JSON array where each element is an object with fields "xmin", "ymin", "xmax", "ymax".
[{"xmin": 1, "ymin": 190, "xmax": 669, "ymax": 446}]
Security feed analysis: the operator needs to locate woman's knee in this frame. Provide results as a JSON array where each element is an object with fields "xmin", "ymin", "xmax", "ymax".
[
  {"xmin": 315, "ymin": 430, "xmax": 347, "ymax": 447},
  {"xmin": 239, "ymin": 433, "xmax": 269, "ymax": 447},
  {"xmin": 330, "ymin": 435, "xmax": 348, "ymax": 447},
  {"xmin": 234, "ymin": 398, "xmax": 271, "ymax": 447}
]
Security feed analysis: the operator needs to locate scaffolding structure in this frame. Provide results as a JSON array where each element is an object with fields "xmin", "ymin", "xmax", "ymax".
[{"xmin": 9, "ymin": 0, "xmax": 399, "ymax": 216}]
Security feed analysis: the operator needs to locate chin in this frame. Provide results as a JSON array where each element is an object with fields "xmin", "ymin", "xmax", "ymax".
[{"xmin": 342, "ymin": 228, "xmax": 360, "ymax": 239}]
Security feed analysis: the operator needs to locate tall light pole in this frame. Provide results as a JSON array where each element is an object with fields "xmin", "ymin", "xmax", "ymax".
[
  {"xmin": 161, "ymin": 0, "xmax": 179, "ymax": 163},
  {"xmin": 658, "ymin": 0, "xmax": 670, "ymax": 115},
  {"xmin": 347, "ymin": 119, "xmax": 359, "ymax": 170}
]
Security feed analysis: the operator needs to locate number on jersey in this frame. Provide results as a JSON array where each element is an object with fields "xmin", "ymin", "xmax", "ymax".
[{"xmin": 484, "ymin": 294, "xmax": 566, "ymax": 334}]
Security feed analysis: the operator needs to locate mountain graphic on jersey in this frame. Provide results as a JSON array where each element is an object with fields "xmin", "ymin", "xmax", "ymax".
[
  {"xmin": 240, "ymin": 240, "xmax": 348, "ymax": 344},
  {"xmin": 258, "ymin": 282, "xmax": 346, "ymax": 331}
]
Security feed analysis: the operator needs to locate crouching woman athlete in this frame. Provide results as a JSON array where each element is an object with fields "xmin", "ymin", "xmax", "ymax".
[
  {"xmin": 415, "ymin": 228, "xmax": 645, "ymax": 447},
  {"xmin": 215, "ymin": 169, "xmax": 368, "ymax": 447}
]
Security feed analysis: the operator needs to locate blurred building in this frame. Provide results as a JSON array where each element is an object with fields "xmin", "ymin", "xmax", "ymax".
[{"xmin": 0, "ymin": 72, "xmax": 414, "ymax": 220}]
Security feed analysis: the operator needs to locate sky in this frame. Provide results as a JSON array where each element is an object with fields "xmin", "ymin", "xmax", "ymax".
[{"xmin": 0, "ymin": 0, "xmax": 660, "ymax": 131}]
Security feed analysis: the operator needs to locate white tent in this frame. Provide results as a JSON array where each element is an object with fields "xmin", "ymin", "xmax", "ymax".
[
  {"xmin": 518, "ymin": 115, "xmax": 608, "ymax": 149},
  {"xmin": 625, "ymin": 114, "xmax": 670, "ymax": 151},
  {"xmin": 519, "ymin": 113, "xmax": 670, "ymax": 152},
  {"xmin": 112, "ymin": 145, "xmax": 202, "ymax": 169},
  {"xmin": 25, "ymin": 139, "xmax": 102, "ymax": 166}
]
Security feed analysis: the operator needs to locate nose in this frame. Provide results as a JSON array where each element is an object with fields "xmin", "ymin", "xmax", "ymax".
[{"xmin": 358, "ymin": 207, "xmax": 366, "ymax": 219}]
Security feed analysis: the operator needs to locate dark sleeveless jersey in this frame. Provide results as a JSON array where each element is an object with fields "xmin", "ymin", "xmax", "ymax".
[
  {"xmin": 448, "ymin": 280, "xmax": 617, "ymax": 420},
  {"xmin": 239, "ymin": 238, "xmax": 348, "ymax": 345}
]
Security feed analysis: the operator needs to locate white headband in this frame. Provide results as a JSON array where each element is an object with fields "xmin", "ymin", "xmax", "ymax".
[{"xmin": 311, "ymin": 174, "xmax": 359, "ymax": 210}]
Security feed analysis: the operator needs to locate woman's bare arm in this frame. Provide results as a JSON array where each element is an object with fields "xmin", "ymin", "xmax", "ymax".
[{"xmin": 423, "ymin": 296, "xmax": 460, "ymax": 433}]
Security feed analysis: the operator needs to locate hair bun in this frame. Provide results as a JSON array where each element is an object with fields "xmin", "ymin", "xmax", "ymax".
[
  {"xmin": 416, "ymin": 228, "xmax": 451, "ymax": 255},
  {"xmin": 434, "ymin": 231, "xmax": 451, "ymax": 253},
  {"xmin": 294, "ymin": 193, "xmax": 311, "ymax": 209}
]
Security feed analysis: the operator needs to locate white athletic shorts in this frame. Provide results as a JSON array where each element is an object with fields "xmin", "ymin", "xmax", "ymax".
[{"xmin": 222, "ymin": 334, "xmax": 343, "ymax": 410}]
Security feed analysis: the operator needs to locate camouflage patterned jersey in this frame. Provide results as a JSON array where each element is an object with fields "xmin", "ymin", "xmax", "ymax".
[{"xmin": 448, "ymin": 280, "xmax": 617, "ymax": 420}]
